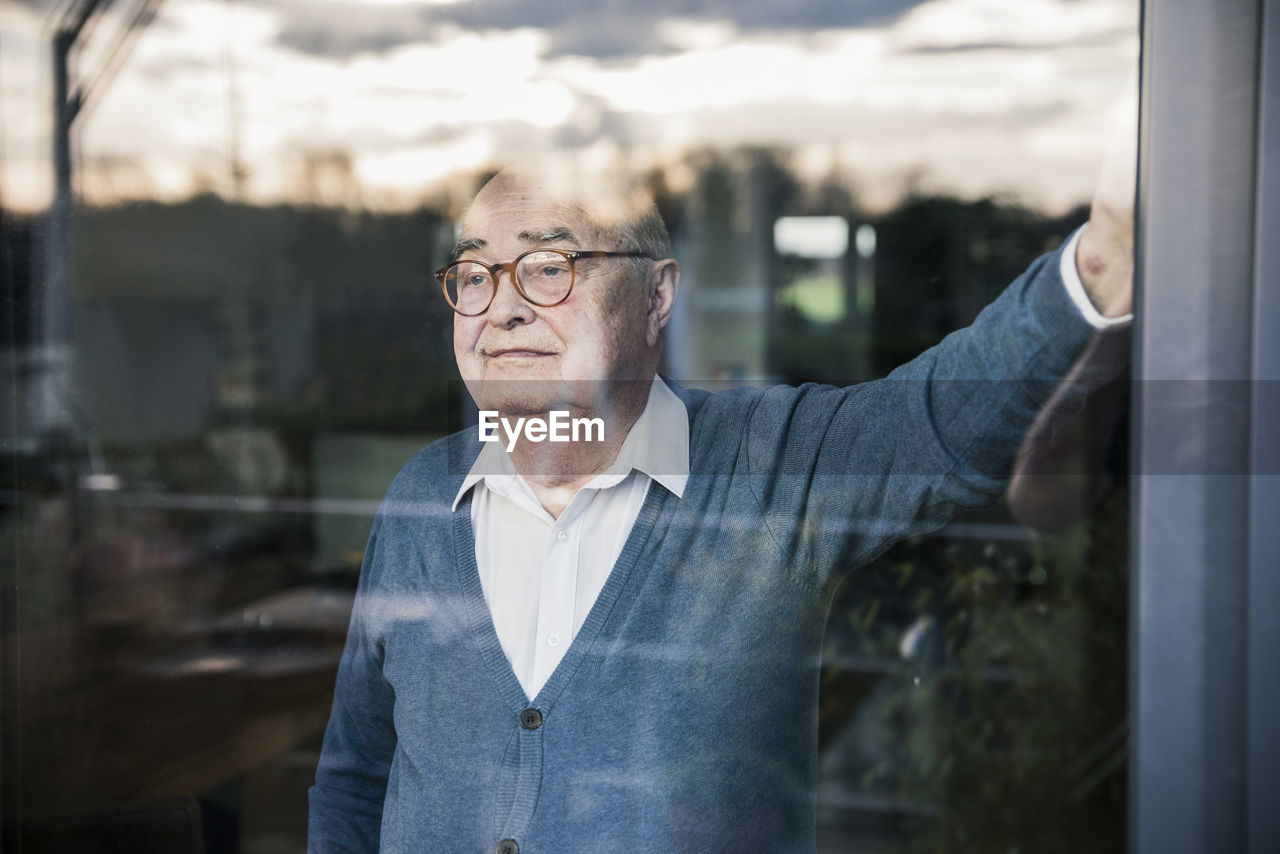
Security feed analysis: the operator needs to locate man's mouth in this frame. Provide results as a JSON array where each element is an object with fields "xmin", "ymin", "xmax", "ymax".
[{"xmin": 483, "ymin": 348, "xmax": 556, "ymax": 359}]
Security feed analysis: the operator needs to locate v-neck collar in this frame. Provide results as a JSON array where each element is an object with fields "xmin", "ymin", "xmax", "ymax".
[
  {"xmin": 441, "ymin": 377, "xmax": 706, "ymax": 710},
  {"xmin": 451, "ymin": 482, "xmax": 672, "ymax": 711}
]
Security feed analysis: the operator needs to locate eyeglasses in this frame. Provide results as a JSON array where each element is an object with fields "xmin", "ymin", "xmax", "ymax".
[{"xmin": 435, "ymin": 248, "xmax": 654, "ymax": 316}]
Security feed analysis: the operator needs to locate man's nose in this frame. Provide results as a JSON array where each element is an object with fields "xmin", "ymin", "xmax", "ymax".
[{"xmin": 487, "ymin": 269, "xmax": 535, "ymax": 327}]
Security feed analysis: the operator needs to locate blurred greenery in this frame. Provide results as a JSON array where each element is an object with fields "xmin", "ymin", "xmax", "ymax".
[
  {"xmin": 778, "ymin": 271, "xmax": 845, "ymax": 323},
  {"xmin": 771, "ymin": 193, "xmax": 1089, "ymax": 386},
  {"xmin": 821, "ymin": 491, "xmax": 1127, "ymax": 853}
]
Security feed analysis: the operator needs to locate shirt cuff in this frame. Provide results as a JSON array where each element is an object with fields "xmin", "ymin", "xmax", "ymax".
[{"xmin": 1058, "ymin": 225, "xmax": 1133, "ymax": 329}]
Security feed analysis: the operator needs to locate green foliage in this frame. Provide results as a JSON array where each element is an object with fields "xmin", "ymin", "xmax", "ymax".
[{"xmin": 823, "ymin": 492, "xmax": 1128, "ymax": 852}]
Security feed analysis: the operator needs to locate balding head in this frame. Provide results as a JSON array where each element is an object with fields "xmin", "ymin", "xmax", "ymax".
[{"xmin": 460, "ymin": 167, "xmax": 673, "ymax": 277}]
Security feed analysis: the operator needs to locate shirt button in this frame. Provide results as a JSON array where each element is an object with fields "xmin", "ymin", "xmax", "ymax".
[
  {"xmin": 548, "ymin": 633, "xmax": 561, "ymax": 647},
  {"xmin": 519, "ymin": 708, "xmax": 542, "ymax": 730},
  {"xmin": 556, "ymin": 529, "xmax": 569, "ymax": 543},
  {"xmin": 497, "ymin": 840, "xmax": 519, "ymax": 854}
]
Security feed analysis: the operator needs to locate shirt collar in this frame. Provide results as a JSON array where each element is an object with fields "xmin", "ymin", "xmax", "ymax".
[{"xmin": 451, "ymin": 376, "xmax": 690, "ymax": 511}]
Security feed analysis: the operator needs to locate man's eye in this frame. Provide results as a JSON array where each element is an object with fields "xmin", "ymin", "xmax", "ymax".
[
  {"xmin": 538, "ymin": 264, "xmax": 568, "ymax": 278},
  {"xmin": 453, "ymin": 265, "xmax": 488, "ymax": 287}
]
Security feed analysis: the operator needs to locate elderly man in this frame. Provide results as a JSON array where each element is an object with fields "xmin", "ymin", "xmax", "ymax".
[{"xmin": 308, "ymin": 164, "xmax": 1132, "ymax": 852}]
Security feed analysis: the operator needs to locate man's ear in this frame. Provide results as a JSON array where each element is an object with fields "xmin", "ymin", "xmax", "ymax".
[{"xmin": 644, "ymin": 259, "xmax": 680, "ymax": 348}]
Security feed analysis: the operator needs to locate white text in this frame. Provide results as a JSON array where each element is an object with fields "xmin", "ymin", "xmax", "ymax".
[{"xmin": 478, "ymin": 410, "xmax": 605, "ymax": 451}]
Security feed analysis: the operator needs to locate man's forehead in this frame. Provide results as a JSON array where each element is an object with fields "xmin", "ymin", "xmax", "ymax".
[
  {"xmin": 455, "ymin": 208, "xmax": 588, "ymax": 253},
  {"xmin": 451, "ymin": 225, "xmax": 582, "ymax": 259},
  {"xmin": 463, "ymin": 169, "xmax": 648, "ymax": 239},
  {"xmin": 517, "ymin": 226, "xmax": 580, "ymax": 245}
]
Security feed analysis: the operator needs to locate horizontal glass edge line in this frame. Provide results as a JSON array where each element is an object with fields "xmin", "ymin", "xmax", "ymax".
[
  {"xmin": 0, "ymin": 490, "xmax": 383, "ymax": 516},
  {"xmin": 1, "ymin": 477, "xmax": 1274, "ymax": 518},
  {"xmin": 0, "ymin": 492, "xmax": 1052, "ymax": 541},
  {"xmin": 445, "ymin": 380, "xmax": 1280, "ymax": 387}
]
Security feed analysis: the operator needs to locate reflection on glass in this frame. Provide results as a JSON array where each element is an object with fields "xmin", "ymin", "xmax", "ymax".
[{"xmin": 1, "ymin": 0, "xmax": 1136, "ymax": 850}]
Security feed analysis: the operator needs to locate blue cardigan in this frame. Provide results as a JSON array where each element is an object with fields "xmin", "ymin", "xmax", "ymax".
[{"xmin": 309, "ymin": 246, "xmax": 1096, "ymax": 853}]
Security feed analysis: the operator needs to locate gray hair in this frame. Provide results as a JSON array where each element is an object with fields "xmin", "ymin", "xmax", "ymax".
[{"xmin": 601, "ymin": 195, "xmax": 673, "ymax": 281}]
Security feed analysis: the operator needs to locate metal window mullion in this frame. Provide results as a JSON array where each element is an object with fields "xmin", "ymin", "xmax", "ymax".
[
  {"xmin": 1248, "ymin": 1, "xmax": 1280, "ymax": 851},
  {"xmin": 1132, "ymin": 2, "xmax": 1264, "ymax": 854}
]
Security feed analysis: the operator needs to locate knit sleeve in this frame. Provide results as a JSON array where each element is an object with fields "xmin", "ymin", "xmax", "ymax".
[
  {"xmin": 308, "ymin": 515, "xmax": 397, "ymax": 853},
  {"xmin": 744, "ymin": 240, "xmax": 1100, "ymax": 584}
]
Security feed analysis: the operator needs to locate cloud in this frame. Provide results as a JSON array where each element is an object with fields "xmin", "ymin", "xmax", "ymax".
[
  {"xmin": 899, "ymin": 28, "xmax": 1130, "ymax": 54},
  {"xmin": 269, "ymin": 0, "xmax": 933, "ymax": 61},
  {"xmin": 273, "ymin": 5, "xmax": 437, "ymax": 59},
  {"xmin": 3, "ymin": 0, "xmax": 56, "ymax": 13},
  {"xmin": 9, "ymin": 0, "xmax": 1135, "ymax": 212}
]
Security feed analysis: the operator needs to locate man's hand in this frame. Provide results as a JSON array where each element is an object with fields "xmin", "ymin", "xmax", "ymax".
[{"xmin": 1076, "ymin": 75, "xmax": 1138, "ymax": 318}]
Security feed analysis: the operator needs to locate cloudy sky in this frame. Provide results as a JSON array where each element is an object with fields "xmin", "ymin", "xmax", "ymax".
[{"xmin": 1, "ymin": 0, "xmax": 1137, "ymax": 212}]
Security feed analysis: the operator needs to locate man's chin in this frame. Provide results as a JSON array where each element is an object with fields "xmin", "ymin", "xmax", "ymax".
[
  {"xmin": 462, "ymin": 371, "xmax": 649, "ymax": 419},
  {"xmin": 466, "ymin": 377, "xmax": 572, "ymax": 418}
]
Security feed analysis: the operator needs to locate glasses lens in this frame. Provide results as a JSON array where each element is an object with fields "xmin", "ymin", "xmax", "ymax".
[
  {"xmin": 516, "ymin": 250, "xmax": 574, "ymax": 306},
  {"xmin": 445, "ymin": 262, "xmax": 494, "ymax": 314}
]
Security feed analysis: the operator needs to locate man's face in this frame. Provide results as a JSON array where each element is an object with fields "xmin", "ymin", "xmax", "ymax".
[{"xmin": 452, "ymin": 175, "xmax": 653, "ymax": 417}]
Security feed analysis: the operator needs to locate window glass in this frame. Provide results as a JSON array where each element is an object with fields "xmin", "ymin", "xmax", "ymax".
[{"xmin": 1, "ymin": 0, "xmax": 1136, "ymax": 850}]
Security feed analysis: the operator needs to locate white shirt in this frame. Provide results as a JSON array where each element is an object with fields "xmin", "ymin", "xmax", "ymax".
[
  {"xmin": 452, "ymin": 232, "xmax": 1126, "ymax": 699},
  {"xmin": 453, "ymin": 378, "xmax": 690, "ymax": 699}
]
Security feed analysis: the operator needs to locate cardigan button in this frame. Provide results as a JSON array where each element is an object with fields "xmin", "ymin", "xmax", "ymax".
[
  {"xmin": 519, "ymin": 708, "xmax": 542, "ymax": 730},
  {"xmin": 497, "ymin": 839, "xmax": 519, "ymax": 854}
]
